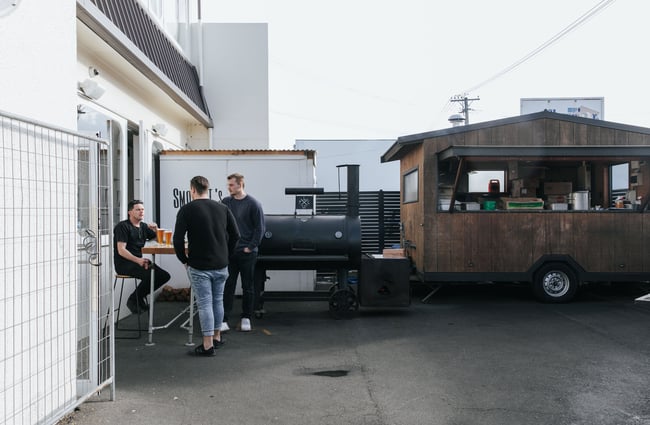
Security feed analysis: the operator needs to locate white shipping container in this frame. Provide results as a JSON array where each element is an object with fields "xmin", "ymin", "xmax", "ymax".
[
  {"xmin": 157, "ymin": 150, "xmax": 317, "ymax": 291},
  {"xmin": 520, "ymin": 97, "xmax": 604, "ymax": 120}
]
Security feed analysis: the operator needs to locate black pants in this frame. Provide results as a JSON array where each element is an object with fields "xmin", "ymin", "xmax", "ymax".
[
  {"xmin": 116, "ymin": 262, "xmax": 171, "ymax": 302},
  {"xmin": 224, "ymin": 251, "xmax": 257, "ymax": 320}
]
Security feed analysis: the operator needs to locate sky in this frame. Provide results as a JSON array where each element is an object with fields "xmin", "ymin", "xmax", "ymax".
[{"xmin": 202, "ymin": 0, "xmax": 647, "ymax": 150}]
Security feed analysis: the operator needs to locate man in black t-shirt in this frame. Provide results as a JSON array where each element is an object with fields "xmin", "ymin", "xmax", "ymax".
[{"xmin": 114, "ymin": 199, "xmax": 171, "ymax": 314}]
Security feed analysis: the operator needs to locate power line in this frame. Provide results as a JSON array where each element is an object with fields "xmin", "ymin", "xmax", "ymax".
[
  {"xmin": 462, "ymin": 0, "xmax": 617, "ymax": 94},
  {"xmin": 436, "ymin": 0, "xmax": 617, "ymax": 125}
]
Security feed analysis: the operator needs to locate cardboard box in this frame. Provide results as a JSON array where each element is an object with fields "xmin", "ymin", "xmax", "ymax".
[
  {"xmin": 544, "ymin": 182, "xmax": 572, "ymax": 195},
  {"xmin": 382, "ymin": 248, "xmax": 406, "ymax": 258},
  {"xmin": 500, "ymin": 197, "xmax": 544, "ymax": 210}
]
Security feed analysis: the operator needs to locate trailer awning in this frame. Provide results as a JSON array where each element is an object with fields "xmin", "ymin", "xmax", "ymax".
[{"xmin": 438, "ymin": 145, "xmax": 650, "ymax": 161}]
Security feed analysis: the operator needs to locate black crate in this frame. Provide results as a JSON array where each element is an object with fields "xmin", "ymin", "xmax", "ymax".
[{"xmin": 358, "ymin": 255, "xmax": 411, "ymax": 307}]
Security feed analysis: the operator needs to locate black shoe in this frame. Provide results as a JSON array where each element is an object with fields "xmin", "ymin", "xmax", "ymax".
[
  {"xmin": 191, "ymin": 344, "xmax": 216, "ymax": 357},
  {"xmin": 137, "ymin": 298, "xmax": 149, "ymax": 312},
  {"xmin": 126, "ymin": 297, "xmax": 140, "ymax": 315},
  {"xmin": 213, "ymin": 339, "xmax": 225, "ymax": 349}
]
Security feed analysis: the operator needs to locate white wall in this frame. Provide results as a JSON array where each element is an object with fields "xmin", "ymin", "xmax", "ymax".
[
  {"xmin": 157, "ymin": 152, "xmax": 316, "ymax": 291},
  {"xmin": 201, "ymin": 23, "xmax": 269, "ymax": 149},
  {"xmin": 0, "ymin": 1, "xmax": 78, "ymax": 128},
  {"xmin": 294, "ymin": 139, "xmax": 400, "ymax": 191},
  {"xmin": 0, "ymin": 3, "xmax": 79, "ymax": 423}
]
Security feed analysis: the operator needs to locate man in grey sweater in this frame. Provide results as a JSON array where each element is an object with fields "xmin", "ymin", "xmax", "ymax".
[{"xmin": 221, "ymin": 173, "xmax": 265, "ymax": 332}]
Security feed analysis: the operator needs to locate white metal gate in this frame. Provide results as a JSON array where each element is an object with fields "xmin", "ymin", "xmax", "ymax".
[{"xmin": 0, "ymin": 110, "xmax": 114, "ymax": 425}]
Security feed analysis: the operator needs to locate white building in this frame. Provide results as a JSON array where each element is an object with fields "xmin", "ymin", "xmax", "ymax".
[
  {"xmin": 0, "ymin": 1, "xmax": 268, "ymax": 423},
  {"xmin": 294, "ymin": 139, "xmax": 400, "ymax": 191}
]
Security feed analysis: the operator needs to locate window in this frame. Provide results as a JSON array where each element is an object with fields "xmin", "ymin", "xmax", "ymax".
[
  {"xmin": 468, "ymin": 170, "xmax": 505, "ymax": 192},
  {"xmin": 403, "ymin": 168, "xmax": 418, "ymax": 203}
]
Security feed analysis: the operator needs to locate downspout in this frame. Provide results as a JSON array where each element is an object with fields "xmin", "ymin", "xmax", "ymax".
[{"xmin": 197, "ymin": 0, "xmax": 215, "ymax": 149}]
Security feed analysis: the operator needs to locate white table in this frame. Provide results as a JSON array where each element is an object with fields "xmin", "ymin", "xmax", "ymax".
[
  {"xmin": 635, "ymin": 292, "xmax": 650, "ymax": 303},
  {"xmin": 142, "ymin": 242, "xmax": 195, "ymax": 346}
]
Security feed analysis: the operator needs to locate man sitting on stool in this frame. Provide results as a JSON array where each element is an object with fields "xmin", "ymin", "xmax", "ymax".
[{"xmin": 114, "ymin": 199, "xmax": 171, "ymax": 314}]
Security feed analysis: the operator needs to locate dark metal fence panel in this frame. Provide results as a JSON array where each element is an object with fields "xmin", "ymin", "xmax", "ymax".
[{"xmin": 316, "ymin": 190, "xmax": 401, "ymax": 254}]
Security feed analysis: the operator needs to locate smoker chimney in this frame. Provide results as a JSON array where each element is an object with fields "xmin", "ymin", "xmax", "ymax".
[{"xmin": 338, "ymin": 164, "xmax": 360, "ymax": 217}]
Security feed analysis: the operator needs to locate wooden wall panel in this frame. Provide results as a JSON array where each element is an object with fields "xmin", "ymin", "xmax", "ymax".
[
  {"xmin": 614, "ymin": 129, "xmax": 628, "ymax": 145},
  {"xmin": 517, "ymin": 121, "xmax": 534, "ymax": 145},
  {"xmin": 576, "ymin": 123, "xmax": 588, "ymax": 145},
  {"xmin": 586, "ymin": 124, "xmax": 601, "ymax": 145},
  {"xmin": 544, "ymin": 118, "xmax": 559, "ymax": 146},
  {"xmin": 419, "ymin": 211, "xmax": 649, "ymax": 276},
  {"xmin": 628, "ymin": 131, "xmax": 644, "ymax": 145},
  {"xmin": 532, "ymin": 119, "xmax": 547, "ymax": 145},
  {"xmin": 399, "ymin": 146, "xmax": 425, "ymax": 271},
  {"xmin": 559, "ymin": 121, "xmax": 574, "ymax": 145},
  {"xmin": 598, "ymin": 127, "xmax": 615, "ymax": 145}
]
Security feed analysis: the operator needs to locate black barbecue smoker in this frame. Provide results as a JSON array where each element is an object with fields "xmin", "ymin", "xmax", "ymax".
[{"xmin": 256, "ymin": 164, "xmax": 410, "ymax": 318}]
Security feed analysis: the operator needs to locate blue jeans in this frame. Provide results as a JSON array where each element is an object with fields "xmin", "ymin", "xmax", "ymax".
[
  {"xmin": 187, "ymin": 266, "xmax": 228, "ymax": 337},
  {"xmin": 224, "ymin": 251, "xmax": 257, "ymax": 320}
]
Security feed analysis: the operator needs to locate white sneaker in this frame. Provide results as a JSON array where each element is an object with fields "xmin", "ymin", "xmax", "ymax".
[
  {"xmin": 220, "ymin": 322, "xmax": 230, "ymax": 332},
  {"xmin": 240, "ymin": 318, "xmax": 252, "ymax": 332}
]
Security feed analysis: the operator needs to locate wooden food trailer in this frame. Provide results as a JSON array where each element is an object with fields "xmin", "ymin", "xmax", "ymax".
[{"xmin": 382, "ymin": 111, "xmax": 650, "ymax": 302}]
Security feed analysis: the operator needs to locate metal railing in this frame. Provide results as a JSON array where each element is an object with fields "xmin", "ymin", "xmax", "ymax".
[{"xmin": 0, "ymin": 110, "xmax": 114, "ymax": 425}]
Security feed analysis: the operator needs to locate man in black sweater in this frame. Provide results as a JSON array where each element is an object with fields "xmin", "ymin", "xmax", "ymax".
[{"xmin": 173, "ymin": 176, "xmax": 240, "ymax": 357}]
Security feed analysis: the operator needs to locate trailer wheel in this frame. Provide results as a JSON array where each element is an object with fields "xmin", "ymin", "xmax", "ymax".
[
  {"xmin": 329, "ymin": 288, "xmax": 359, "ymax": 319},
  {"xmin": 533, "ymin": 263, "xmax": 578, "ymax": 303}
]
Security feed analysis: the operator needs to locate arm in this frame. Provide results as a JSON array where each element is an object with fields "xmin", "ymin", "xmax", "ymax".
[
  {"xmin": 226, "ymin": 209, "xmax": 240, "ymax": 256},
  {"xmin": 116, "ymin": 241, "xmax": 150, "ymax": 268},
  {"xmin": 173, "ymin": 210, "xmax": 188, "ymax": 265},
  {"xmin": 246, "ymin": 200, "xmax": 265, "ymax": 252},
  {"xmin": 144, "ymin": 222, "xmax": 158, "ymax": 240}
]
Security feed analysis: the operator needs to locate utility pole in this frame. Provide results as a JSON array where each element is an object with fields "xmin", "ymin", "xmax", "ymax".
[{"xmin": 449, "ymin": 94, "xmax": 480, "ymax": 125}]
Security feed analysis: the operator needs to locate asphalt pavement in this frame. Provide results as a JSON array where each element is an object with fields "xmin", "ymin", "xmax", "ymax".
[{"xmin": 62, "ymin": 282, "xmax": 650, "ymax": 425}]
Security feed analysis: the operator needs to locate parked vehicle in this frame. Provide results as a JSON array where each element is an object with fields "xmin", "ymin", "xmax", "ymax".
[{"xmin": 382, "ymin": 111, "xmax": 650, "ymax": 302}]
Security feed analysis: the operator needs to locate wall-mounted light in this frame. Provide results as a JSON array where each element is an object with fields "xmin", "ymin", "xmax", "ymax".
[
  {"xmin": 78, "ymin": 78, "xmax": 105, "ymax": 100},
  {"xmin": 151, "ymin": 123, "xmax": 168, "ymax": 137},
  {"xmin": 88, "ymin": 66, "xmax": 100, "ymax": 78}
]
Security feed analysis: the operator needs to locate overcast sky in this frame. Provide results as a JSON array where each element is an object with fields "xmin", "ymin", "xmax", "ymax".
[{"xmin": 203, "ymin": 0, "xmax": 645, "ymax": 149}]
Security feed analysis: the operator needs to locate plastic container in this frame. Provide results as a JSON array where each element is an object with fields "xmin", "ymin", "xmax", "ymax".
[
  {"xmin": 483, "ymin": 200, "xmax": 496, "ymax": 210},
  {"xmin": 488, "ymin": 179, "xmax": 500, "ymax": 194}
]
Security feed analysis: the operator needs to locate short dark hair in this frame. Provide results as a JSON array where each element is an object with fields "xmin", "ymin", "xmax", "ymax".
[
  {"xmin": 227, "ymin": 172, "xmax": 245, "ymax": 187},
  {"xmin": 190, "ymin": 176, "xmax": 209, "ymax": 194},
  {"xmin": 127, "ymin": 199, "xmax": 144, "ymax": 211}
]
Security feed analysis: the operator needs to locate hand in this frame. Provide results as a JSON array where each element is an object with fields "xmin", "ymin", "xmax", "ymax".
[
  {"xmin": 148, "ymin": 222, "xmax": 158, "ymax": 232},
  {"xmin": 142, "ymin": 258, "xmax": 150, "ymax": 269},
  {"xmin": 243, "ymin": 247, "xmax": 252, "ymax": 253}
]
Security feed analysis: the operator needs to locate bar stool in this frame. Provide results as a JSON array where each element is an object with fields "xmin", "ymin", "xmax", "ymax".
[{"xmin": 114, "ymin": 274, "xmax": 145, "ymax": 339}]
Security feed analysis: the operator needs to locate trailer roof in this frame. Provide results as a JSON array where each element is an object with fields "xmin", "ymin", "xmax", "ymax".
[
  {"xmin": 438, "ymin": 145, "xmax": 650, "ymax": 161},
  {"xmin": 382, "ymin": 111, "xmax": 650, "ymax": 163}
]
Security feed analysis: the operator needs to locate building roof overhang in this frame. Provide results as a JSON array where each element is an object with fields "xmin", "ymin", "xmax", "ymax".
[{"xmin": 77, "ymin": 0, "xmax": 213, "ymax": 127}]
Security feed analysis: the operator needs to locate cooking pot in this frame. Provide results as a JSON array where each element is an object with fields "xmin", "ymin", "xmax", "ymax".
[{"xmin": 570, "ymin": 191, "xmax": 590, "ymax": 211}]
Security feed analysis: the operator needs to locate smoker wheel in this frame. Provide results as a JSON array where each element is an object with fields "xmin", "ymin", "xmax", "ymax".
[{"xmin": 328, "ymin": 288, "xmax": 359, "ymax": 319}]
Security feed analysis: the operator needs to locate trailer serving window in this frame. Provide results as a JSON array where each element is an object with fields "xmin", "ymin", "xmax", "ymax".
[{"xmin": 436, "ymin": 145, "xmax": 650, "ymax": 212}]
